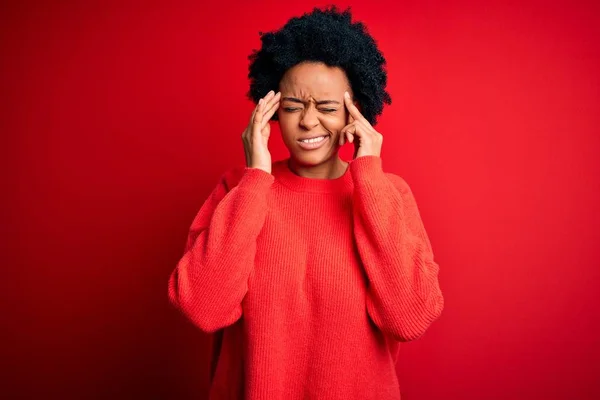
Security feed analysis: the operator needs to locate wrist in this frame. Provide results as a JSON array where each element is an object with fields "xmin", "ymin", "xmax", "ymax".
[{"xmin": 248, "ymin": 165, "xmax": 272, "ymax": 174}]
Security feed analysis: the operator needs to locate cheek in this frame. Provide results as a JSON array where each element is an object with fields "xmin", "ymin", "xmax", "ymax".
[
  {"xmin": 278, "ymin": 112, "xmax": 293, "ymax": 128},
  {"xmin": 320, "ymin": 114, "xmax": 346, "ymax": 133},
  {"xmin": 277, "ymin": 111, "xmax": 346, "ymax": 137},
  {"xmin": 277, "ymin": 114, "xmax": 296, "ymax": 142}
]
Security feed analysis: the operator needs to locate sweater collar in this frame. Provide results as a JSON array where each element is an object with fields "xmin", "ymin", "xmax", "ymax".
[{"xmin": 272, "ymin": 158, "xmax": 354, "ymax": 193}]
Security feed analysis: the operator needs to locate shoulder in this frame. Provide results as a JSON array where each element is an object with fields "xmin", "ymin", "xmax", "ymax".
[
  {"xmin": 384, "ymin": 172, "xmax": 413, "ymax": 197},
  {"xmin": 218, "ymin": 164, "xmax": 247, "ymax": 192},
  {"xmin": 219, "ymin": 162, "xmax": 276, "ymax": 192}
]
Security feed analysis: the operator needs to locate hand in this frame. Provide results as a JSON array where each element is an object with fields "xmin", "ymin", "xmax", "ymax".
[
  {"xmin": 339, "ymin": 91, "xmax": 383, "ymax": 159},
  {"xmin": 242, "ymin": 90, "xmax": 281, "ymax": 174}
]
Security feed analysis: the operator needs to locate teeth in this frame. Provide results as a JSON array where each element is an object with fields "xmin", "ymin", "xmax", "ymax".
[{"xmin": 300, "ymin": 136, "xmax": 327, "ymax": 144}]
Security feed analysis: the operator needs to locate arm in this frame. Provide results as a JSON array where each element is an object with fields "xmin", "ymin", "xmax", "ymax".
[
  {"xmin": 351, "ymin": 156, "xmax": 444, "ymax": 342},
  {"xmin": 168, "ymin": 166, "xmax": 274, "ymax": 333}
]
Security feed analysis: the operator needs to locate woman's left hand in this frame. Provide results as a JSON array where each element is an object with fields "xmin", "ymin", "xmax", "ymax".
[{"xmin": 339, "ymin": 91, "xmax": 383, "ymax": 159}]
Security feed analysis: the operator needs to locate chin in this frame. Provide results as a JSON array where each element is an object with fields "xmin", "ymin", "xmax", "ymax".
[{"xmin": 289, "ymin": 148, "xmax": 336, "ymax": 167}]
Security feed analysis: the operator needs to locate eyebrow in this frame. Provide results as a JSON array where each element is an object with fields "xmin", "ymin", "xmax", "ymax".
[{"xmin": 282, "ymin": 97, "xmax": 341, "ymax": 105}]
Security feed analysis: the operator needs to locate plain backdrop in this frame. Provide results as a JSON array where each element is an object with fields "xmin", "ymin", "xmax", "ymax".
[{"xmin": 3, "ymin": 0, "xmax": 600, "ymax": 399}]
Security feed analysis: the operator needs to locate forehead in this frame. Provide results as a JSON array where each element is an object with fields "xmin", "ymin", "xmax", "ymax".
[{"xmin": 279, "ymin": 62, "xmax": 349, "ymax": 97}]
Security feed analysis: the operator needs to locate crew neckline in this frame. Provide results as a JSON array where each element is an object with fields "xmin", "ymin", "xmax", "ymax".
[{"xmin": 272, "ymin": 158, "xmax": 354, "ymax": 193}]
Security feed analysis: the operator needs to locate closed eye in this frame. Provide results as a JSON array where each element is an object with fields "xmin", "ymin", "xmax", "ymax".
[{"xmin": 282, "ymin": 107, "xmax": 337, "ymax": 113}]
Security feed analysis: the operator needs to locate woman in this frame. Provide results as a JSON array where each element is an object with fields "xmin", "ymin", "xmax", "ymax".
[{"xmin": 168, "ymin": 6, "xmax": 443, "ymax": 399}]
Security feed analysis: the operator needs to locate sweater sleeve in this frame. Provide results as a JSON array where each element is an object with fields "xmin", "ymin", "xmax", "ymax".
[
  {"xmin": 168, "ymin": 166, "xmax": 274, "ymax": 333},
  {"xmin": 350, "ymin": 155, "xmax": 444, "ymax": 342}
]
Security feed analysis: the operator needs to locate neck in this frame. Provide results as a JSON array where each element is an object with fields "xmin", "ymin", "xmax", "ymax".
[{"xmin": 287, "ymin": 154, "xmax": 349, "ymax": 179}]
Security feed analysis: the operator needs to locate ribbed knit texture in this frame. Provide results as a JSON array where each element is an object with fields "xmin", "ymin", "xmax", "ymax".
[{"xmin": 168, "ymin": 155, "xmax": 444, "ymax": 399}]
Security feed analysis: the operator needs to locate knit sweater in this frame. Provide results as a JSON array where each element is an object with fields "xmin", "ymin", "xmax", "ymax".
[{"xmin": 168, "ymin": 155, "xmax": 444, "ymax": 399}]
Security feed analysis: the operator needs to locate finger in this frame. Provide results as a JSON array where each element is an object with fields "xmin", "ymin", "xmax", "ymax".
[
  {"xmin": 340, "ymin": 130, "xmax": 348, "ymax": 146},
  {"xmin": 260, "ymin": 92, "xmax": 280, "ymax": 124},
  {"xmin": 253, "ymin": 98, "xmax": 264, "ymax": 127},
  {"xmin": 352, "ymin": 120, "xmax": 379, "ymax": 148},
  {"xmin": 265, "ymin": 91, "xmax": 280, "ymax": 108},
  {"xmin": 260, "ymin": 101, "xmax": 280, "ymax": 130},
  {"xmin": 257, "ymin": 91, "xmax": 278, "ymax": 122},
  {"xmin": 253, "ymin": 91, "xmax": 273, "ymax": 127},
  {"xmin": 340, "ymin": 122, "xmax": 356, "ymax": 144},
  {"xmin": 263, "ymin": 90, "xmax": 276, "ymax": 107},
  {"xmin": 347, "ymin": 113, "xmax": 354, "ymax": 125},
  {"xmin": 263, "ymin": 99, "xmax": 280, "ymax": 119},
  {"xmin": 348, "ymin": 121, "xmax": 364, "ymax": 143},
  {"xmin": 248, "ymin": 98, "xmax": 262, "ymax": 127},
  {"xmin": 344, "ymin": 91, "xmax": 367, "ymax": 124}
]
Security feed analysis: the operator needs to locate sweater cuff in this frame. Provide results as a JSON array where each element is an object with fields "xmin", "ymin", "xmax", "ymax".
[
  {"xmin": 350, "ymin": 156, "xmax": 385, "ymax": 183},
  {"xmin": 237, "ymin": 167, "xmax": 275, "ymax": 192}
]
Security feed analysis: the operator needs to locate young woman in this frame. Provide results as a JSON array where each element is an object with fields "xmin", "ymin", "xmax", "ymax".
[{"xmin": 168, "ymin": 6, "xmax": 444, "ymax": 399}]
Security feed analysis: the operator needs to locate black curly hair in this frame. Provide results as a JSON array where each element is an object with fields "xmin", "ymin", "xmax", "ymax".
[{"xmin": 247, "ymin": 5, "xmax": 392, "ymax": 126}]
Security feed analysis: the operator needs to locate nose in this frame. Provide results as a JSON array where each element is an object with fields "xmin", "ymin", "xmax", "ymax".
[{"xmin": 299, "ymin": 106, "xmax": 319, "ymax": 130}]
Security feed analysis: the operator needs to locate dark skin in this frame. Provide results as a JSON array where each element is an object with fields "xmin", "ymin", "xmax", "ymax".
[
  {"xmin": 277, "ymin": 61, "xmax": 351, "ymax": 179},
  {"xmin": 243, "ymin": 61, "xmax": 383, "ymax": 178}
]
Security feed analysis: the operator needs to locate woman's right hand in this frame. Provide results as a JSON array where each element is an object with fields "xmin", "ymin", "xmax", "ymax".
[{"xmin": 242, "ymin": 90, "xmax": 281, "ymax": 174}]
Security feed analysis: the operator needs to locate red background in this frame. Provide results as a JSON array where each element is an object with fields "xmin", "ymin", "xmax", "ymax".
[{"xmin": 4, "ymin": 0, "xmax": 600, "ymax": 399}]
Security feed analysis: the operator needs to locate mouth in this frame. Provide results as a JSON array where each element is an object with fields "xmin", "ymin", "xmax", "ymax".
[{"xmin": 296, "ymin": 134, "xmax": 330, "ymax": 150}]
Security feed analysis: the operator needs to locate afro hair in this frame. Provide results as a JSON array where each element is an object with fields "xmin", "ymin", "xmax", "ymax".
[{"xmin": 247, "ymin": 5, "xmax": 392, "ymax": 126}]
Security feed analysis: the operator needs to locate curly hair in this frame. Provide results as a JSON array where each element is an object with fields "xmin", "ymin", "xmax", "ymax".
[{"xmin": 247, "ymin": 5, "xmax": 392, "ymax": 126}]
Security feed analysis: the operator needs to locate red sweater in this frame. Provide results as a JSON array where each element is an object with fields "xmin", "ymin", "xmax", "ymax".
[{"xmin": 168, "ymin": 155, "xmax": 444, "ymax": 399}]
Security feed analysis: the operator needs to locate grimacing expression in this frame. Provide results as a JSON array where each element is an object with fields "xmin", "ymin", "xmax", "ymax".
[{"xmin": 277, "ymin": 62, "xmax": 353, "ymax": 166}]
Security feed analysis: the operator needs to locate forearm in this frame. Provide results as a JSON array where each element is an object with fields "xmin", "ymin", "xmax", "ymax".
[
  {"xmin": 169, "ymin": 167, "xmax": 274, "ymax": 332},
  {"xmin": 351, "ymin": 156, "xmax": 444, "ymax": 341}
]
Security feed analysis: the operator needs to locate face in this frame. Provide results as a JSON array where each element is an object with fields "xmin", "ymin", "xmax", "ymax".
[{"xmin": 277, "ymin": 62, "xmax": 352, "ymax": 166}]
